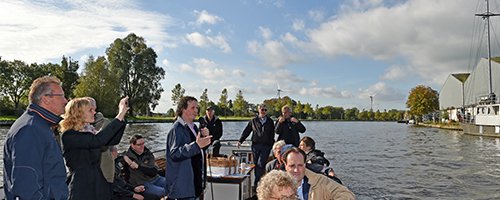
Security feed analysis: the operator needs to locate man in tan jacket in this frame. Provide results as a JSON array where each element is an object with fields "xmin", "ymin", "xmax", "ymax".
[{"xmin": 283, "ymin": 147, "xmax": 355, "ymax": 200}]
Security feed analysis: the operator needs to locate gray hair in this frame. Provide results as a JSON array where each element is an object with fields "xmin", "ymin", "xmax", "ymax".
[
  {"xmin": 28, "ymin": 76, "xmax": 61, "ymax": 104},
  {"xmin": 272, "ymin": 140, "xmax": 286, "ymax": 152}
]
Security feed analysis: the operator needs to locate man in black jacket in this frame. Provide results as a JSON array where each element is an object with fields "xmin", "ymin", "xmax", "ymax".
[
  {"xmin": 238, "ymin": 104, "xmax": 275, "ymax": 189},
  {"xmin": 124, "ymin": 135, "xmax": 165, "ymax": 199},
  {"xmin": 275, "ymin": 105, "xmax": 306, "ymax": 147},
  {"xmin": 199, "ymin": 106, "xmax": 223, "ymax": 156}
]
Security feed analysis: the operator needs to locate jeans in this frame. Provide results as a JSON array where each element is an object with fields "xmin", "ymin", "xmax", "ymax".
[
  {"xmin": 143, "ymin": 176, "xmax": 167, "ymax": 198},
  {"xmin": 251, "ymin": 143, "xmax": 272, "ymax": 187}
]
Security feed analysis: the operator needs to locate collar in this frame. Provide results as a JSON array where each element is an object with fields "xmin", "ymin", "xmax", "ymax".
[
  {"xmin": 28, "ymin": 103, "xmax": 63, "ymax": 126},
  {"xmin": 176, "ymin": 116, "xmax": 194, "ymax": 127}
]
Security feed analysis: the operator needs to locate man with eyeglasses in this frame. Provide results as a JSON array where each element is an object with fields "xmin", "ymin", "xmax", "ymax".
[
  {"xmin": 3, "ymin": 76, "xmax": 69, "ymax": 199},
  {"xmin": 124, "ymin": 134, "xmax": 166, "ymax": 199},
  {"xmin": 283, "ymin": 147, "xmax": 355, "ymax": 200},
  {"xmin": 238, "ymin": 103, "xmax": 275, "ymax": 191}
]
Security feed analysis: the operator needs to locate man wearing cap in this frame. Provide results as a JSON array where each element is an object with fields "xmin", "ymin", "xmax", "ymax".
[
  {"xmin": 238, "ymin": 103, "xmax": 275, "ymax": 190},
  {"xmin": 199, "ymin": 106, "xmax": 223, "ymax": 156}
]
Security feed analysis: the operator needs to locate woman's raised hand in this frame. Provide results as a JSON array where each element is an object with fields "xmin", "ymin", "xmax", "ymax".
[{"xmin": 116, "ymin": 96, "xmax": 129, "ymax": 121}]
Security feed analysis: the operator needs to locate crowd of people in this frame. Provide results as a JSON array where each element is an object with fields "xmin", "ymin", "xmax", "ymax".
[{"xmin": 3, "ymin": 76, "xmax": 355, "ymax": 200}]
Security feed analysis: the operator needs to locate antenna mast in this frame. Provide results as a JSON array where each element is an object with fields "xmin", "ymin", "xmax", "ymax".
[{"xmin": 476, "ymin": 0, "xmax": 500, "ymax": 103}]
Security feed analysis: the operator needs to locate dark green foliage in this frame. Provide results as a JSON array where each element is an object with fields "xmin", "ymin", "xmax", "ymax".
[{"xmin": 106, "ymin": 33, "xmax": 165, "ymax": 115}]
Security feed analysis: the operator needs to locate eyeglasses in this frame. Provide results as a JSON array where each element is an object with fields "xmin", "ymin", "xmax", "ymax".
[
  {"xmin": 260, "ymin": 109, "xmax": 267, "ymax": 111},
  {"xmin": 44, "ymin": 93, "xmax": 65, "ymax": 97}
]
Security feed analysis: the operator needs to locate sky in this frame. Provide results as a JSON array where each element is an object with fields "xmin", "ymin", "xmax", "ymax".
[{"xmin": 1, "ymin": 0, "xmax": 497, "ymax": 113}]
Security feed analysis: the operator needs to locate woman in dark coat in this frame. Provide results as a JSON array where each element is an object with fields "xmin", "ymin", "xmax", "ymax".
[{"xmin": 60, "ymin": 97, "xmax": 129, "ymax": 200}]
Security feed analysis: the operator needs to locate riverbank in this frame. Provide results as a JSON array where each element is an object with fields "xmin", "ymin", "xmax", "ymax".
[{"xmin": 416, "ymin": 122, "xmax": 462, "ymax": 131}]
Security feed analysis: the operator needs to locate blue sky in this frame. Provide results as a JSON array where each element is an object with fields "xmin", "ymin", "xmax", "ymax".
[{"xmin": 0, "ymin": 0, "xmax": 492, "ymax": 112}]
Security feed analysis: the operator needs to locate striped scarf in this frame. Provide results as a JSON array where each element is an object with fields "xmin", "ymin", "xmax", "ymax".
[{"xmin": 28, "ymin": 103, "xmax": 62, "ymax": 125}]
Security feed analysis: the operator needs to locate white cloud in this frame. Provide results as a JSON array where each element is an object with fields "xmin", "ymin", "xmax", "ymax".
[
  {"xmin": 192, "ymin": 58, "xmax": 226, "ymax": 79},
  {"xmin": 232, "ymin": 69, "xmax": 246, "ymax": 77},
  {"xmin": 308, "ymin": 9, "xmax": 325, "ymax": 22},
  {"xmin": 381, "ymin": 65, "xmax": 407, "ymax": 80},
  {"xmin": 292, "ymin": 19, "xmax": 305, "ymax": 31},
  {"xmin": 0, "ymin": 0, "xmax": 175, "ymax": 63},
  {"xmin": 179, "ymin": 64, "xmax": 194, "ymax": 72},
  {"xmin": 299, "ymin": 86, "xmax": 352, "ymax": 98},
  {"xmin": 256, "ymin": 69, "xmax": 306, "ymax": 87},
  {"xmin": 259, "ymin": 26, "xmax": 273, "ymax": 40},
  {"xmin": 195, "ymin": 10, "xmax": 223, "ymax": 25},
  {"xmin": 305, "ymin": 0, "xmax": 476, "ymax": 86},
  {"xmin": 162, "ymin": 58, "xmax": 170, "ymax": 66},
  {"xmin": 247, "ymin": 40, "xmax": 299, "ymax": 68},
  {"xmin": 186, "ymin": 32, "xmax": 232, "ymax": 53},
  {"xmin": 357, "ymin": 82, "xmax": 405, "ymax": 102}
]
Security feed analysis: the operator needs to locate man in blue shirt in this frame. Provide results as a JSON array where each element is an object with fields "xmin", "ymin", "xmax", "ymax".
[{"xmin": 3, "ymin": 76, "xmax": 69, "ymax": 199}]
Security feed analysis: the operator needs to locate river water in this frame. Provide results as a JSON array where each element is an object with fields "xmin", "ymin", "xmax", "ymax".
[{"xmin": 1, "ymin": 121, "xmax": 500, "ymax": 199}]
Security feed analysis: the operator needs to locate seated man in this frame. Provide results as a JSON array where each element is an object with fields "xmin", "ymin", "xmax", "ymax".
[
  {"xmin": 283, "ymin": 147, "xmax": 355, "ymax": 200},
  {"xmin": 299, "ymin": 136, "xmax": 342, "ymax": 184},
  {"xmin": 124, "ymin": 135, "xmax": 166, "ymax": 199},
  {"xmin": 265, "ymin": 140, "xmax": 286, "ymax": 173},
  {"xmin": 111, "ymin": 146, "xmax": 146, "ymax": 200}
]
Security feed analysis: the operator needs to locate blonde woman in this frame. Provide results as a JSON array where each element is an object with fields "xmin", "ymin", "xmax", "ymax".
[
  {"xmin": 60, "ymin": 97, "xmax": 129, "ymax": 200},
  {"xmin": 257, "ymin": 170, "xmax": 299, "ymax": 200}
]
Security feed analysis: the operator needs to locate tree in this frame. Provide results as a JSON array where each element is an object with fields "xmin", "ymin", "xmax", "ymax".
[
  {"xmin": 406, "ymin": 85, "xmax": 439, "ymax": 121},
  {"xmin": 303, "ymin": 103, "xmax": 313, "ymax": 119},
  {"xmin": 106, "ymin": 33, "xmax": 165, "ymax": 115},
  {"xmin": 57, "ymin": 56, "xmax": 79, "ymax": 99},
  {"xmin": 0, "ymin": 60, "xmax": 35, "ymax": 112},
  {"xmin": 199, "ymin": 88, "xmax": 209, "ymax": 113},
  {"xmin": 73, "ymin": 56, "xmax": 121, "ymax": 117},
  {"xmin": 295, "ymin": 101, "xmax": 303, "ymax": 119},
  {"xmin": 345, "ymin": 107, "xmax": 359, "ymax": 120},
  {"xmin": 171, "ymin": 83, "xmax": 185, "ymax": 106},
  {"xmin": 218, "ymin": 88, "xmax": 229, "ymax": 116},
  {"xmin": 166, "ymin": 108, "xmax": 175, "ymax": 117},
  {"xmin": 233, "ymin": 90, "xmax": 248, "ymax": 117}
]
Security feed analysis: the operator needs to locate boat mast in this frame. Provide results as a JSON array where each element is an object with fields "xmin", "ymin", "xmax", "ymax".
[{"xmin": 476, "ymin": 0, "xmax": 500, "ymax": 103}]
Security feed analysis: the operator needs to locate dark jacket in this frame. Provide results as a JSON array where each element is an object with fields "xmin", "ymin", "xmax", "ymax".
[
  {"xmin": 306, "ymin": 149, "xmax": 330, "ymax": 167},
  {"xmin": 125, "ymin": 147, "xmax": 159, "ymax": 186},
  {"xmin": 199, "ymin": 115, "xmax": 223, "ymax": 141},
  {"xmin": 62, "ymin": 119, "xmax": 126, "ymax": 200},
  {"xmin": 265, "ymin": 158, "xmax": 284, "ymax": 173},
  {"xmin": 239, "ymin": 115, "xmax": 275, "ymax": 146},
  {"xmin": 165, "ymin": 117, "xmax": 206, "ymax": 199},
  {"xmin": 112, "ymin": 156, "xmax": 135, "ymax": 200},
  {"xmin": 3, "ymin": 103, "xmax": 69, "ymax": 200},
  {"xmin": 275, "ymin": 117, "xmax": 306, "ymax": 147}
]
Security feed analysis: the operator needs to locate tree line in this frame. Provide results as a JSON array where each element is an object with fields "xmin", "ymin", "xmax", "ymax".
[
  {"xmin": 170, "ymin": 83, "xmax": 407, "ymax": 121},
  {"xmin": 0, "ymin": 33, "xmax": 165, "ymax": 117}
]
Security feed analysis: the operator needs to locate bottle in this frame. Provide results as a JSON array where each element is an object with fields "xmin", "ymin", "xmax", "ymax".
[{"xmin": 240, "ymin": 163, "xmax": 246, "ymax": 174}]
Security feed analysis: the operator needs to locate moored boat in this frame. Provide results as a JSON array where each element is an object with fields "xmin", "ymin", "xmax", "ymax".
[{"xmin": 458, "ymin": 0, "xmax": 500, "ymax": 138}]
